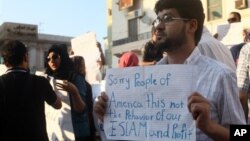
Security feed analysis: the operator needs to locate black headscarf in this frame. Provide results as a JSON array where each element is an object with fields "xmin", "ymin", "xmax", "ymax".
[{"xmin": 45, "ymin": 44, "xmax": 74, "ymax": 80}]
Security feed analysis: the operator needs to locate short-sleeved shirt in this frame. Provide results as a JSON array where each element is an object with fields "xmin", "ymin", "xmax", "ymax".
[
  {"xmin": 0, "ymin": 68, "xmax": 58, "ymax": 141},
  {"xmin": 230, "ymin": 42, "xmax": 245, "ymax": 66},
  {"xmin": 237, "ymin": 43, "xmax": 250, "ymax": 92}
]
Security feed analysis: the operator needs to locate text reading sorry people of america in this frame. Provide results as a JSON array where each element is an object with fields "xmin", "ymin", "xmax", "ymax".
[{"xmin": 104, "ymin": 65, "xmax": 197, "ymax": 141}]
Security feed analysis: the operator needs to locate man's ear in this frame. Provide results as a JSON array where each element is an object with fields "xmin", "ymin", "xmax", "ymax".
[
  {"xmin": 187, "ymin": 19, "xmax": 198, "ymax": 34},
  {"xmin": 24, "ymin": 53, "xmax": 29, "ymax": 63}
]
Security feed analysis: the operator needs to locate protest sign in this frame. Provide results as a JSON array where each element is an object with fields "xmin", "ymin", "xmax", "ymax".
[
  {"xmin": 217, "ymin": 22, "xmax": 244, "ymax": 47},
  {"xmin": 71, "ymin": 32, "xmax": 102, "ymax": 84},
  {"xmin": 104, "ymin": 65, "xmax": 197, "ymax": 141},
  {"xmin": 92, "ymin": 81, "xmax": 110, "ymax": 141}
]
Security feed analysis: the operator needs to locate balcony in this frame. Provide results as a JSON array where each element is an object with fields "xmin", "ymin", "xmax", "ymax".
[{"xmin": 112, "ymin": 31, "xmax": 151, "ymax": 46}]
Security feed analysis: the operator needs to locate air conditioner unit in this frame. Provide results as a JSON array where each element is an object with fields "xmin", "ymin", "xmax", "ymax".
[
  {"xmin": 235, "ymin": 0, "xmax": 247, "ymax": 9},
  {"xmin": 126, "ymin": 9, "xmax": 145, "ymax": 19}
]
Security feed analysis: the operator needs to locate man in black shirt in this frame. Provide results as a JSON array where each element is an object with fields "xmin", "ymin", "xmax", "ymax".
[{"xmin": 0, "ymin": 40, "xmax": 62, "ymax": 141}]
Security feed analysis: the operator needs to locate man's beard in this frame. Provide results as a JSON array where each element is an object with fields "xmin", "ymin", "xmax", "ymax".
[{"xmin": 155, "ymin": 26, "xmax": 187, "ymax": 53}]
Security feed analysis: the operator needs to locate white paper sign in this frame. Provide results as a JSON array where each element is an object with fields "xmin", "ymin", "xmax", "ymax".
[
  {"xmin": 217, "ymin": 22, "xmax": 244, "ymax": 46},
  {"xmin": 104, "ymin": 65, "xmax": 197, "ymax": 141},
  {"xmin": 71, "ymin": 32, "xmax": 101, "ymax": 84},
  {"xmin": 0, "ymin": 64, "xmax": 7, "ymax": 75}
]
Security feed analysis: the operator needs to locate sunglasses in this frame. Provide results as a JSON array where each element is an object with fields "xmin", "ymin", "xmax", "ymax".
[
  {"xmin": 227, "ymin": 17, "xmax": 237, "ymax": 23},
  {"xmin": 47, "ymin": 54, "xmax": 60, "ymax": 62}
]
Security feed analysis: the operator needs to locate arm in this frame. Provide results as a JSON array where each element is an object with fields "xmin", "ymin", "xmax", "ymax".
[
  {"xmin": 51, "ymin": 95, "xmax": 62, "ymax": 109},
  {"xmin": 94, "ymin": 92, "xmax": 108, "ymax": 121},
  {"xmin": 188, "ymin": 92, "xmax": 229, "ymax": 141},
  {"xmin": 140, "ymin": 61, "xmax": 156, "ymax": 66},
  {"xmin": 67, "ymin": 81, "xmax": 86, "ymax": 112},
  {"xmin": 43, "ymin": 77, "xmax": 62, "ymax": 109},
  {"xmin": 237, "ymin": 44, "xmax": 250, "ymax": 122},
  {"xmin": 56, "ymin": 80, "xmax": 86, "ymax": 113},
  {"xmin": 239, "ymin": 90, "xmax": 249, "ymax": 122}
]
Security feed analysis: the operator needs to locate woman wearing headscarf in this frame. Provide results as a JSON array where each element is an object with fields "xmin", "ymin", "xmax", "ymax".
[{"xmin": 45, "ymin": 44, "xmax": 91, "ymax": 141}]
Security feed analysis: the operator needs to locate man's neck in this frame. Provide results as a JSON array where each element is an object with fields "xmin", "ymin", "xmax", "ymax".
[
  {"xmin": 7, "ymin": 64, "xmax": 28, "ymax": 70},
  {"xmin": 166, "ymin": 45, "xmax": 195, "ymax": 64}
]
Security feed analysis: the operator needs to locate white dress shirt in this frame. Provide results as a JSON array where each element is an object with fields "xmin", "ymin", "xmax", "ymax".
[
  {"xmin": 157, "ymin": 47, "xmax": 246, "ymax": 141},
  {"xmin": 197, "ymin": 26, "xmax": 236, "ymax": 71}
]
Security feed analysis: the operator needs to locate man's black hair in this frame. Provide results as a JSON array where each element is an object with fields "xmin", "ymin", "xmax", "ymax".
[
  {"xmin": 0, "ymin": 39, "xmax": 27, "ymax": 67},
  {"xmin": 154, "ymin": 0, "xmax": 205, "ymax": 46}
]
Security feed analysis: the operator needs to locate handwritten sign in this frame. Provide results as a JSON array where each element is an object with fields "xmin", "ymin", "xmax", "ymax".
[{"xmin": 104, "ymin": 65, "xmax": 197, "ymax": 141}]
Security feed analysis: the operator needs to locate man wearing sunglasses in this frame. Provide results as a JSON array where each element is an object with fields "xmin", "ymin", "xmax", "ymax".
[
  {"xmin": 0, "ymin": 39, "xmax": 62, "ymax": 141},
  {"xmin": 94, "ymin": 0, "xmax": 246, "ymax": 141},
  {"xmin": 227, "ymin": 11, "xmax": 241, "ymax": 24},
  {"xmin": 214, "ymin": 11, "xmax": 241, "ymax": 39}
]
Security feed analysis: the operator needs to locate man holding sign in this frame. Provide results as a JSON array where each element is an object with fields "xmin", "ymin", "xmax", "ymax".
[{"xmin": 94, "ymin": 0, "xmax": 246, "ymax": 141}]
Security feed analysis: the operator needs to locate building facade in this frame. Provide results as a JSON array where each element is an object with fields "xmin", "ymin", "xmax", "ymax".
[{"xmin": 106, "ymin": 0, "xmax": 250, "ymax": 68}]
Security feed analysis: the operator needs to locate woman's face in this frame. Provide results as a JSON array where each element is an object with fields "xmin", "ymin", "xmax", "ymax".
[{"xmin": 47, "ymin": 52, "xmax": 61, "ymax": 71}]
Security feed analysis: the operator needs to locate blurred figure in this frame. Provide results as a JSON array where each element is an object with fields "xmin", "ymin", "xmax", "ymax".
[
  {"xmin": 198, "ymin": 26, "xmax": 236, "ymax": 71},
  {"xmin": 96, "ymin": 42, "xmax": 105, "ymax": 69},
  {"xmin": 214, "ymin": 11, "xmax": 241, "ymax": 39},
  {"xmin": 230, "ymin": 28, "xmax": 250, "ymax": 66},
  {"xmin": 119, "ymin": 51, "xmax": 139, "ymax": 68},
  {"xmin": 236, "ymin": 42, "xmax": 250, "ymax": 123},
  {"xmin": 141, "ymin": 26, "xmax": 163, "ymax": 66},
  {"xmin": 45, "ymin": 44, "xmax": 90, "ymax": 141},
  {"xmin": 227, "ymin": 11, "xmax": 241, "ymax": 24},
  {"xmin": 96, "ymin": 42, "xmax": 106, "ymax": 80},
  {"xmin": 0, "ymin": 39, "xmax": 61, "ymax": 141},
  {"xmin": 71, "ymin": 56, "xmax": 96, "ymax": 141}
]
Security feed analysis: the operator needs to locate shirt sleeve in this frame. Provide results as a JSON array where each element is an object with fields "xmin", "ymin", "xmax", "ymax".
[
  {"xmin": 72, "ymin": 74, "xmax": 88, "ymax": 103},
  {"xmin": 217, "ymin": 69, "xmax": 246, "ymax": 126},
  {"xmin": 39, "ymin": 77, "xmax": 58, "ymax": 105},
  {"xmin": 237, "ymin": 44, "xmax": 250, "ymax": 92}
]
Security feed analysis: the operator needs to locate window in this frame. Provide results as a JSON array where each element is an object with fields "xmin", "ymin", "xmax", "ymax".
[
  {"xmin": 128, "ymin": 18, "xmax": 138, "ymax": 42},
  {"xmin": 207, "ymin": 0, "xmax": 222, "ymax": 21},
  {"xmin": 0, "ymin": 56, "xmax": 3, "ymax": 64},
  {"xmin": 119, "ymin": 0, "xmax": 133, "ymax": 10}
]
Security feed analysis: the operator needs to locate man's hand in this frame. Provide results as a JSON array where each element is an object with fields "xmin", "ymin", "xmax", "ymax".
[
  {"xmin": 94, "ymin": 92, "xmax": 109, "ymax": 121},
  {"xmin": 188, "ymin": 92, "xmax": 211, "ymax": 131}
]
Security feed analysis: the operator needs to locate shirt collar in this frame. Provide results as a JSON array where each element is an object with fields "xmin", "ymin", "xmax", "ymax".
[
  {"xmin": 5, "ymin": 67, "xmax": 29, "ymax": 74},
  {"xmin": 157, "ymin": 47, "xmax": 201, "ymax": 65},
  {"xmin": 184, "ymin": 47, "xmax": 201, "ymax": 64}
]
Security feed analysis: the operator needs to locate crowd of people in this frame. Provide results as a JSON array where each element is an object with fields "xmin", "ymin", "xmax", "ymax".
[{"xmin": 0, "ymin": 0, "xmax": 250, "ymax": 141}]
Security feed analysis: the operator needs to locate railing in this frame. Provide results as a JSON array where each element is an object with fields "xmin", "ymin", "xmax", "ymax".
[{"xmin": 112, "ymin": 31, "xmax": 151, "ymax": 46}]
